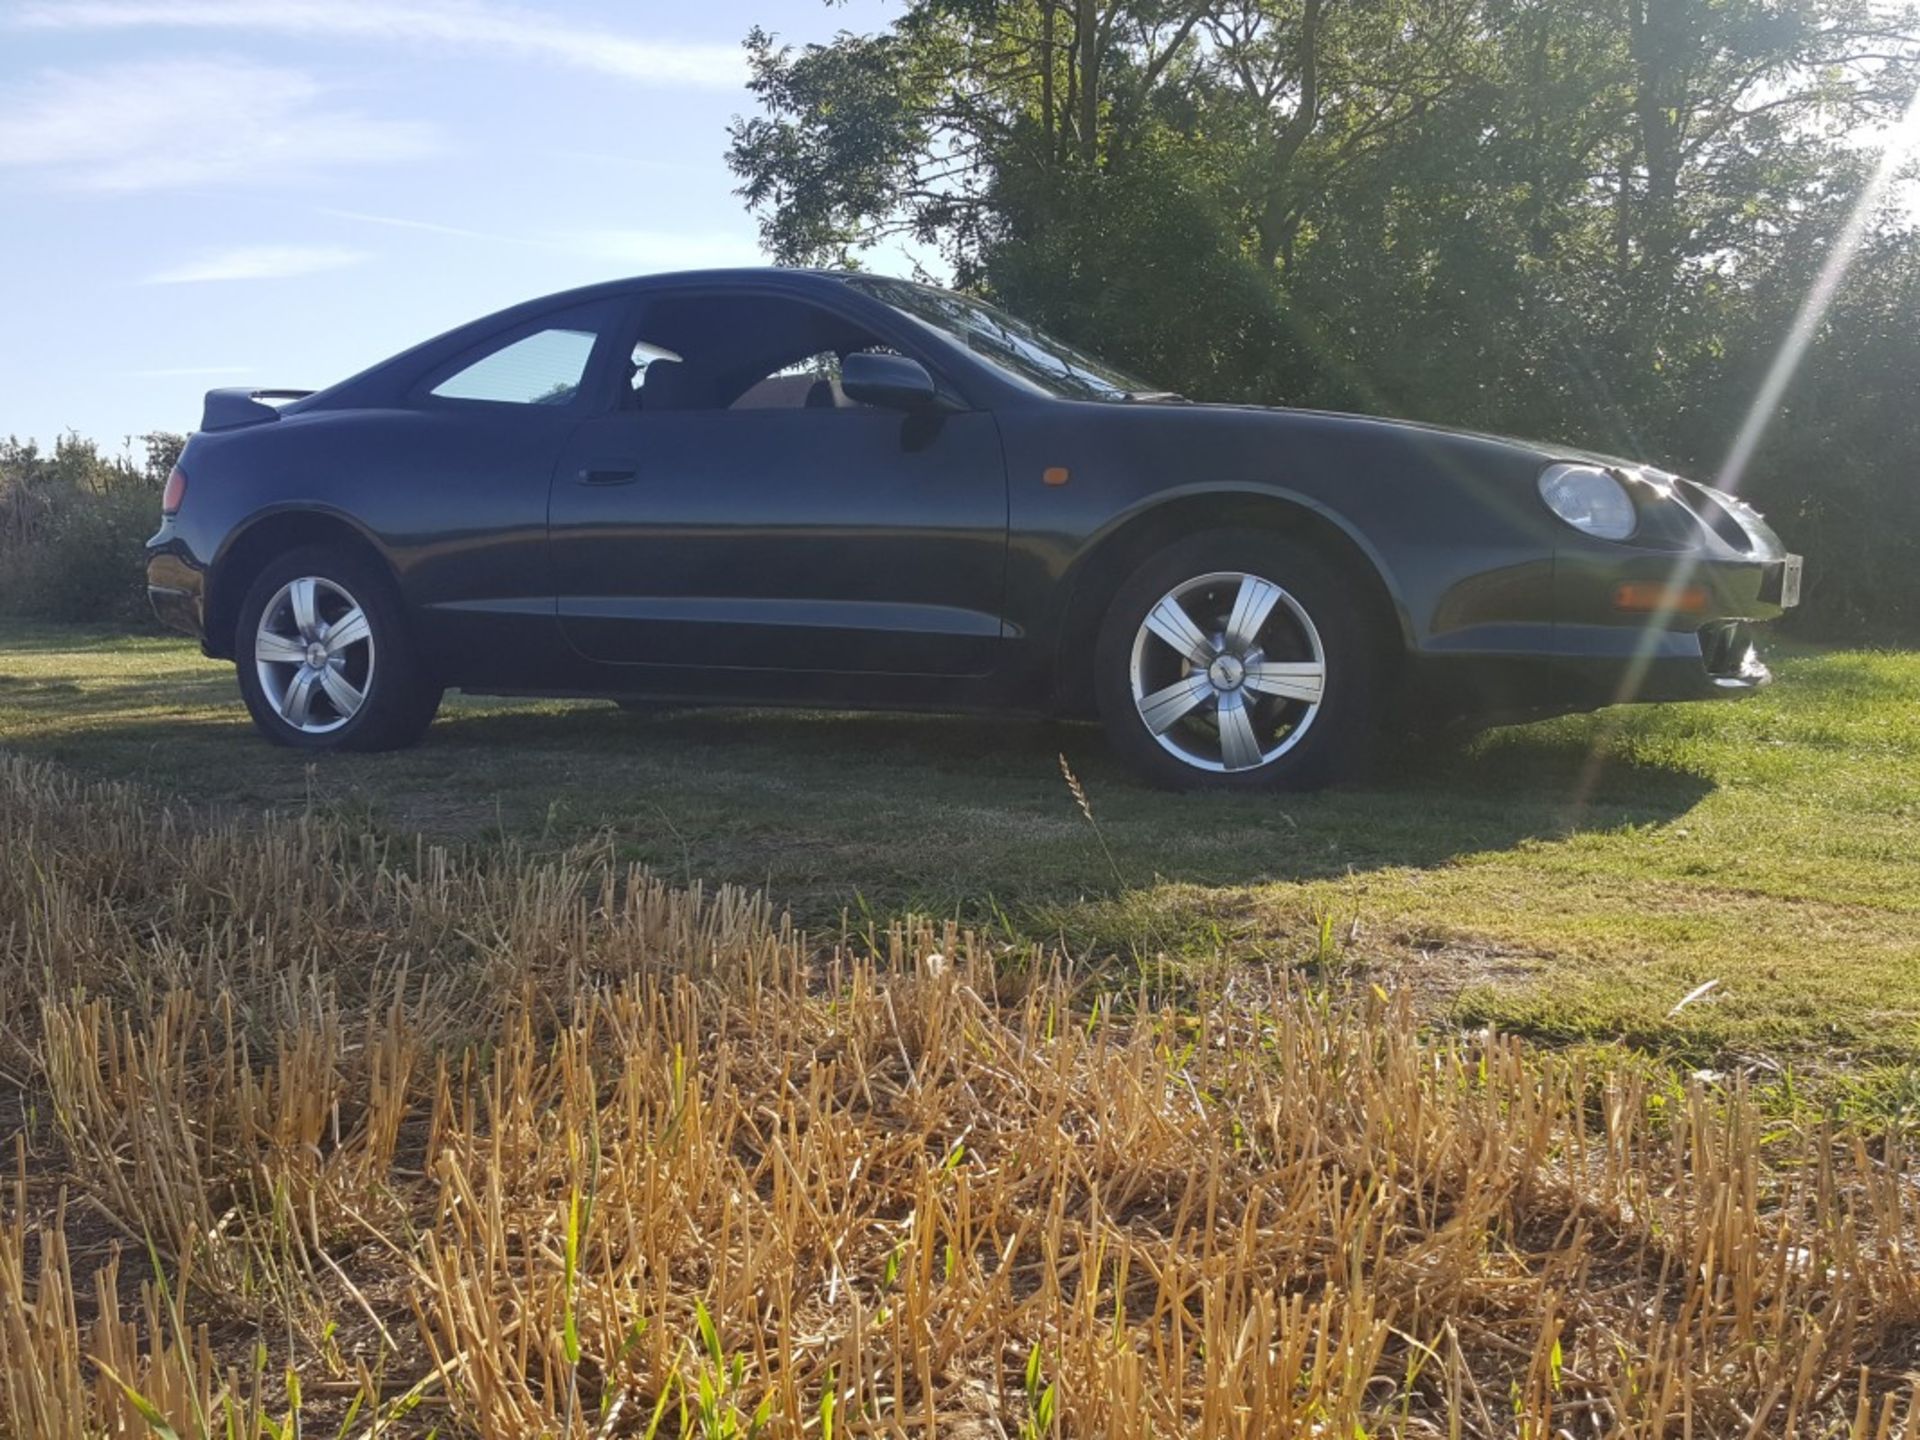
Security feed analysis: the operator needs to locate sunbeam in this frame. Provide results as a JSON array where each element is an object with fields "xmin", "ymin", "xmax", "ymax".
[
  {"xmin": 1570, "ymin": 83, "xmax": 1920, "ymax": 815},
  {"xmin": 1719, "ymin": 86, "xmax": 1920, "ymax": 498}
]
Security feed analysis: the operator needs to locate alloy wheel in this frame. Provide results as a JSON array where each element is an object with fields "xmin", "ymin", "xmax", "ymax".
[
  {"xmin": 254, "ymin": 575, "xmax": 376, "ymax": 735},
  {"xmin": 1127, "ymin": 570, "xmax": 1326, "ymax": 773}
]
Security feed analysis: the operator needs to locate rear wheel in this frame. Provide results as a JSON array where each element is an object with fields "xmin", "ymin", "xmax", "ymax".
[
  {"xmin": 1093, "ymin": 530, "xmax": 1386, "ymax": 790},
  {"xmin": 234, "ymin": 546, "xmax": 441, "ymax": 751}
]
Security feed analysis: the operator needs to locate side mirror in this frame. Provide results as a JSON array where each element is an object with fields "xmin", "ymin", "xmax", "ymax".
[{"xmin": 841, "ymin": 352, "xmax": 942, "ymax": 411}]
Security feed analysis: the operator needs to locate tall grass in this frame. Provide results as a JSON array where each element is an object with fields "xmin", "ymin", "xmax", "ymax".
[{"xmin": 2, "ymin": 752, "xmax": 1917, "ymax": 1436}]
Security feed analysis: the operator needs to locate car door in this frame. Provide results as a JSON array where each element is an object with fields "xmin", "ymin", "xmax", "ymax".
[
  {"xmin": 546, "ymin": 290, "xmax": 1010, "ymax": 678},
  {"xmin": 390, "ymin": 297, "xmax": 629, "ymax": 687}
]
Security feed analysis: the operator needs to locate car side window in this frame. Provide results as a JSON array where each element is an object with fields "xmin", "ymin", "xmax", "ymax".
[
  {"xmin": 731, "ymin": 352, "xmax": 875, "ymax": 411},
  {"xmin": 619, "ymin": 293, "xmax": 914, "ymax": 413},
  {"xmin": 432, "ymin": 327, "xmax": 599, "ymax": 405}
]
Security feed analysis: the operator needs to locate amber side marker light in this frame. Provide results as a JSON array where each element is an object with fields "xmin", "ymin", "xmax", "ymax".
[
  {"xmin": 1042, "ymin": 466, "xmax": 1070, "ymax": 487},
  {"xmin": 1613, "ymin": 580, "xmax": 1707, "ymax": 613},
  {"xmin": 161, "ymin": 465, "xmax": 188, "ymax": 516}
]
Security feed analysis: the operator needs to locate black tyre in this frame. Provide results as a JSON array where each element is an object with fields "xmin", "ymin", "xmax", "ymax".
[
  {"xmin": 1092, "ymin": 530, "xmax": 1387, "ymax": 791},
  {"xmin": 233, "ymin": 545, "xmax": 442, "ymax": 752}
]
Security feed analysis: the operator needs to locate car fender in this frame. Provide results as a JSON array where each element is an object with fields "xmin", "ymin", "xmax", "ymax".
[{"xmin": 1072, "ymin": 479, "xmax": 1418, "ymax": 644}]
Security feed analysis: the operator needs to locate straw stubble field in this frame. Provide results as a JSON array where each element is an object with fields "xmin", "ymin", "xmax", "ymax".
[{"xmin": 2, "ymin": 753, "xmax": 1919, "ymax": 1438}]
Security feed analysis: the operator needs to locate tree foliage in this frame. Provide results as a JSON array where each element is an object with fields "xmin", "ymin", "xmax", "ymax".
[
  {"xmin": 0, "ymin": 433, "xmax": 182, "ymax": 625},
  {"xmin": 729, "ymin": 0, "xmax": 1920, "ymax": 634}
]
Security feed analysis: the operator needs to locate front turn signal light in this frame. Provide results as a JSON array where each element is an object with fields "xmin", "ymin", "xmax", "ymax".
[{"xmin": 1613, "ymin": 580, "xmax": 1707, "ymax": 614}]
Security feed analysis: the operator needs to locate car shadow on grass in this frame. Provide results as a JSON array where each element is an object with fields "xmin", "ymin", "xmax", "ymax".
[
  {"xmin": 415, "ymin": 702, "xmax": 1716, "ymax": 912},
  {"xmin": 2, "ymin": 648, "xmax": 1715, "ymax": 923}
]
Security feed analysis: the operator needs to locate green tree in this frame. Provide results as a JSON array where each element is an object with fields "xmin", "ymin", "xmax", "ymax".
[{"xmin": 729, "ymin": 0, "xmax": 1920, "ymax": 634}]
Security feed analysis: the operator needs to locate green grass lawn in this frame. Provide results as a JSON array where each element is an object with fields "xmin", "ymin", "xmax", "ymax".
[{"xmin": 4, "ymin": 618, "xmax": 1918, "ymax": 1094}]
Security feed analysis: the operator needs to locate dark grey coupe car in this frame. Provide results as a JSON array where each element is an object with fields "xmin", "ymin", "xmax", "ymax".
[{"xmin": 146, "ymin": 268, "xmax": 1799, "ymax": 790}]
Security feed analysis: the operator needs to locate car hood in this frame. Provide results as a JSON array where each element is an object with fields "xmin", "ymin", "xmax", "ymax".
[{"xmin": 1188, "ymin": 399, "xmax": 1657, "ymax": 475}]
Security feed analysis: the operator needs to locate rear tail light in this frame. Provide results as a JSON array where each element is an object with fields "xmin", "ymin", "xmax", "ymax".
[{"xmin": 161, "ymin": 465, "xmax": 187, "ymax": 515}]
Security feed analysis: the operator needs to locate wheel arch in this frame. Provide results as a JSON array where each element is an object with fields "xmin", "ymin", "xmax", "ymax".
[
  {"xmin": 206, "ymin": 507, "xmax": 401, "ymax": 660},
  {"xmin": 1048, "ymin": 488, "xmax": 1413, "ymax": 716}
]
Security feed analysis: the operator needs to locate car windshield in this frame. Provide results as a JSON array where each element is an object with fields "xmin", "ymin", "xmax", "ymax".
[{"xmin": 846, "ymin": 276, "xmax": 1165, "ymax": 402}]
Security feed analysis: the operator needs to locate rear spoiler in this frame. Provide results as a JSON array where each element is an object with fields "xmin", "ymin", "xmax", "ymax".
[{"xmin": 200, "ymin": 388, "xmax": 315, "ymax": 432}]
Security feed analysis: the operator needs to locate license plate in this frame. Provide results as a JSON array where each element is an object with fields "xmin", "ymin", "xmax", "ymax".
[{"xmin": 1779, "ymin": 553, "xmax": 1803, "ymax": 609}]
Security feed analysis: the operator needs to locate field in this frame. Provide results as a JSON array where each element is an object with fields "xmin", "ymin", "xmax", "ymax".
[
  {"xmin": 4, "ymin": 620, "xmax": 1920, "ymax": 1436},
  {"xmin": 4, "ymin": 621, "xmax": 1919, "ymax": 1087}
]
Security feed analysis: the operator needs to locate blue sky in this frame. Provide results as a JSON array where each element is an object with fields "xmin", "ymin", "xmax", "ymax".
[{"xmin": 0, "ymin": 0, "xmax": 903, "ymax": 446}]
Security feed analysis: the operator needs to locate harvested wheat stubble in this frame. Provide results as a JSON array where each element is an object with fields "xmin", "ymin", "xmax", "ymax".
[{"xmin": 1, "ymin": 753, "xmax": 1918, "ymax": 1438}]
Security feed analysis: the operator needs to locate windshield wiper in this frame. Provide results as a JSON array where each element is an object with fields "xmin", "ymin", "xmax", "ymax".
[{"xmin": 1122, "ymin": 390, "xmax": 1188, "ymax": 403}]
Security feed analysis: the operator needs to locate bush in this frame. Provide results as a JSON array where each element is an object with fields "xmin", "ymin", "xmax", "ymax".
[{"xmin": 0, "ymin": 432, "xmax": 183, "ymax": 626}]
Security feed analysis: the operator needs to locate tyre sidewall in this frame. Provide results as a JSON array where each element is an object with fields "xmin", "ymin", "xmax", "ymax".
[
  {"xmin": 1093, "ymin": 530, "xmax": 1384, "ymax": 791},
  {"xmin": 234, "ymin": 546, "xmax": 438, "ymax": 752}
]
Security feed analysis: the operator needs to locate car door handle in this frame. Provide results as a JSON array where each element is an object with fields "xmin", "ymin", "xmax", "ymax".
[{"xmin": 579, "ymin": 467, "xmax": 639, "ymax": 486}]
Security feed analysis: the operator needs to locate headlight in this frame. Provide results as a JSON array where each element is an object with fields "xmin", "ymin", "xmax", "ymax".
[{"xmin": 1538, "ymin": 463, "xmax": 1637, "ymax": 541}]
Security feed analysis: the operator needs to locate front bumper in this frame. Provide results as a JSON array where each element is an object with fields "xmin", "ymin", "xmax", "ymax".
[
  {"xmin": 1548, "ymin": 617, "xmax": 1771, "ymax": 711},
  {"xmin": 1412, "ymin": 539, "xmax": 1795, "ymax": 723},
  {"xmin": 1546, "ymin": 519, "xmax": 1794, "ymax": 707}
]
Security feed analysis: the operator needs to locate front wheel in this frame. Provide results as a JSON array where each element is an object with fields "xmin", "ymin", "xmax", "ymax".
[
  {"xmin": 234, "ymin": 546, "xmax": 442, "ymax": 752},
  {"xmin": 1093, "ymin": 531, "xmax": 1387, "ymax": 791}
]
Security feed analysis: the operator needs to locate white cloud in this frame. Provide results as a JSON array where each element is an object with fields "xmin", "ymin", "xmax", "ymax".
[
  {"xmin": 318, "ymin": 208, "xmax": 534, "ymax": 245},
  {"xmin": 15, "ymin": 0, "xmax": 746, "ymax": 89},
  {"xmin": 555, "ymin": 229, "xmax": 764, "ymax": 271},
  {"xmin": 145, "ymin": 245, "xmax": 370, "ymax": 284},
  {"xmin": 0, "ymin": 58, "xmax": 440, "ymax": 191}
]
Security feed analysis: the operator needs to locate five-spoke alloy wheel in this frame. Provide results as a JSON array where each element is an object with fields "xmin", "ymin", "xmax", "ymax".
[
  {"xmin": 254, "ymin": 575, "xmax": 375, "ymax": 735},
  {"xmin": 1129, "ymin": 570, "xmax": 1327, "ymax": 774},
  {"xmin": 1095, "ymin": 530, "xmax": 1383, "ymax": 790},
  {"xmin": 235, "ymin": 546, "xmax": 442, "ymax": 752}
]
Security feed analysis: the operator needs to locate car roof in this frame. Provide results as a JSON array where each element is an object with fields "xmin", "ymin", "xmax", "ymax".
[
  {"xmin": 303, "ymin": 268, "xmax": 888, "ymax": 412},
  {"xmin": 506, "ymin": 266, "xmax": 864, "ymax": 309}
]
